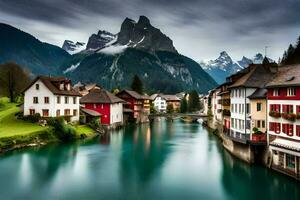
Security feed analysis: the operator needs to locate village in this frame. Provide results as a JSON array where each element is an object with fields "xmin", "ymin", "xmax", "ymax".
[{"xmin": 202, "ymin": 58, "xmax": 300, "ymax": 180}]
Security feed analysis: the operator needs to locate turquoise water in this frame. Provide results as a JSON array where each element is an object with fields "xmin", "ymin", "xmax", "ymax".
[{"xmin": 0, "ymin": 120, "xmax": 299, "ymax": 200}]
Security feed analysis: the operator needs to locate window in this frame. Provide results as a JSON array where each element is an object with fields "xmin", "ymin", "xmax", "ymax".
[
  {"xmin": 33, "ymin": 97, "xmax": 38, "ymax": 104},
  {"xmin": 73, "ymin": 109, "xmax": 77, "ymax": 116},
  {"xmin": 35, "ymin": 84, "xmax": 39, "ymax": 90},
  {"xmin": 296, "ymin": 125, "xmax": 300, "ymax": 137},
  {"xmin": 231, "ymin": 118, "xmax": 234, "ymax": 128},
  {"xmin": 56, "ymin": 110, "xmax": 60, "ymax": 117},
  {"xmin": 44, "ymin": 97, "xmax": 49, "ymax": 104},
  {"xmin": 269, "ymin": 122, "xmax": 275, "ymax": 131},
  {"xmin": 282, "ymin": 105, "xmax": 293, "ymax": 113},
  {"xmin": 246, "ymin": 120, "xmax": 251, "ymax": 129},
  {"xmin": 73, "ymin": 97, "xmax": 77, "ymax": 104},
  {"xmin": 65, "ymin": 97, "xmax": 69, "ymax": 104},
  {"xmin": 257, "ymin": 120, "xmax": 261, "ymax": 128},
  {"xmin": 29, "ymin": 109, "xmax": 35, "ymax": 115},
  {"xmin": 297, "ymin": 106, "xmax": 300, "ymax": 114},
  {"xmin": 64, "ymin": 109, "xmax": 70, "ymax": 116},
  {"xmin": 42, "ymin": 109, "xmax": 49, "ymax": 117},
  {"xmin": 257, "ymin": 103, "xmax": 262, "ymax": 111},
  {"xmin": 262, "ymin": 120, "xmax": 265, "ymax": 128},
  {"xmin": 239, "ymin": 104, "xmax": 241, "ymax": 113},
  {"xmin": 246, "ymin": 103, "xmax": 250, "ymax": 114},
  {"xmin": 270, "ymin": 104, "xmax": 280, "ymax": 112},
  {"xmin": 287, "ymin": 88, "xmax": 296, "ymax": 96},
  {"xmin": 273, "ymin": 89, "xmax": 279, "ymax": 96},
  {"xmin": 57, "ymin": 96, "xmax": 61, "ymax": 104},
  {"xmin": 286, "ymin": 154, "xmax": 296, "ymax": 170}
]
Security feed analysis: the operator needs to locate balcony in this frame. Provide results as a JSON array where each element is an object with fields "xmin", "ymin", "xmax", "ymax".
[
  {"xmin": 225, "ymin": 130, "xmax": 250, "ymax": 144},
  {"xmin": 250, "ymin": 133, "xmax": 267, "ymax": 145}
]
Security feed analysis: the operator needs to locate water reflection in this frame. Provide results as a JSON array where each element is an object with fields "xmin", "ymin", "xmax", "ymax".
[{"xmin": 0, "ymin": 120, "xmax": 299, "ymax": 199}]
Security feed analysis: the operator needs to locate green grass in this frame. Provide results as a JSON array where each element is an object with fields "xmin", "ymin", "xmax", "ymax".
[
  {"xmin": 0, "ymin": 102, "xmax": 48, "ymax": 138},
  {"xmin": 75, "ymin": 125, "xmax": 95, "ymax": 137}
]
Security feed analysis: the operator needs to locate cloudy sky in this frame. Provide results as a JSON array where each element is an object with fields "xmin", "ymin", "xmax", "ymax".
[{"xmin": 0, "ymin": 0, "xmax": 300, "ymax": 61}]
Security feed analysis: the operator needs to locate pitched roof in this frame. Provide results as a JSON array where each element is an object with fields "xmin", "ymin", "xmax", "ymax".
[
  {"xmin": 228, "ymin": 64, "xmax": 277, "ymax": 89},
  {"xmin": 162, "ymin": 94, "xmax": 180, "ymax": 101},
  {"xmin": 118, "ymin": 89, "xmax": 145, "ymax": 100},
  {"xmin": 81, "ymin": 108, "xmax": 101, "ymax": 117},
  {"xmin": 266, "ymin": 64, "xmax": 300, "ymax": 88},
  {"xmin": 248, "ymin": 88, "xmax": 267, "ymax": 99},
  {"xmin": 23, "ymin": 76, "xmax": 81, "ymax": 96},
  {"xmin": 80, "ymin": 88, "xmax": 125, "ymax": 104}
]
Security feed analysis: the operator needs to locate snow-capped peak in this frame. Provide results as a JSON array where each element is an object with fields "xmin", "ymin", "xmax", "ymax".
[{"xmin": 62, "ymin": 40, "xmax": 86, "ymax": 55}]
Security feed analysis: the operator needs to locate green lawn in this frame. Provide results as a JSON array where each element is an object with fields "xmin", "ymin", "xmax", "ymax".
[
  {"xmin": 0, "ymin": 97, "xmax": 95, "ymax": 141},
  {"xmin": 0, "ymin": 102, "xmax": 48, "ymax": 138},
  {"xmin": 75, "ymin": 125, "xmax": 96, "ymax": 137}
]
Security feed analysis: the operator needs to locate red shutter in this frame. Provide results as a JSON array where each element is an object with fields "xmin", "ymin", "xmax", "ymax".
[
  {"xmin": 282, "ymin": 105, "xmax": 287, "ymax": 113},
  {"xmin": 287, "ymin": 124, "xmax": 294, "ymax": 136},
  {"xmin": 296, "ymin": 125, "xmax": 300, "ymax": 137},
  {"xmin": 276, "ymin": 104, "xmax": 280, "ymax": 112},
  {"xmin": 282, "ymin": 124, "xmax": 286, "ymax": 134},
  {"xmin": 297, "ymin": 106, "xmax": 300, "ymax": 113},
  {"xmin": 269, "ymin": 122, "xmax": 274, "ymax": 131}
]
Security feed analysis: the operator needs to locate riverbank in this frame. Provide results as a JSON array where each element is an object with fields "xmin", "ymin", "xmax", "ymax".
[{"xmin": 0, "ymin": 100, "xmax": 98, "ymax": 153}]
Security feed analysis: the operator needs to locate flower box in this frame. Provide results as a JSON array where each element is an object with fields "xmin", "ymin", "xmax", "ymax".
[
  {"xmin": 282, "ymin": 113, "xmax": 296, "ymax": 121},
  {"xmin": 269, "ymin": 111, "xmax": 281, "ymax": 118}
]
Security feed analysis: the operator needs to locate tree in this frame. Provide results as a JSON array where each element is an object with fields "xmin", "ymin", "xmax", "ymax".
[
  {"xmin": 131, "ymin": 74, "xmax": 143, "ymax": 94},
  {"xmin": 166, "ymin": 104, "xmax": 174, "ymax": 114},
  {"xmin": 150, "ymin": 102, "xmax": 157, "ymax": 114},
  {"xmin": 0, "ymin": 62, "xmax": 31, "ymax": 102},
  {"xmin": 188, "ymin": 90, "xmax": 200, "ymax": 112},
  {"xmin": 180, "ymin": 98, "xmax": 188, "ymax": 113}
]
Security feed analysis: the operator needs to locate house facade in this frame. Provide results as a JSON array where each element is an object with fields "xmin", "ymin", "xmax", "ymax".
[
  {"xmin": 117, "ymin": 90, "xmax": 149, "ymax": 123},
  {"xmin": 23, "ymin": 76, "xmax": 81, "ymax": 122},
  {"xmin": 164, "ymin": 95, "xmax": 181, "ymax": 112},
  {"xmin": 266, "ymin": 64, "xmax": 300, "ymax": 179},
  {"xmin": 80, "ymin": 88, "xmax": 124, "ymax": 126},
  {"xmin": 248, "ymin": 88, "xmax": 268, "ymax": 143},
  {"xmin": 151, "ymin": 94, "xmax": 167, "ymax": 113}
]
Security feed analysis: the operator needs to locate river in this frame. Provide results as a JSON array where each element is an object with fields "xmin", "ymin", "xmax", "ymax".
[{"xmin": 0, "ymin": 119, "xmax": 299, "ymax": 200}]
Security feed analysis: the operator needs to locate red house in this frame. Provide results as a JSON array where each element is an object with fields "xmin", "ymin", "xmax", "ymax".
[
  {"xmin": 116, "ymin": 89, "xmax": 149, "ymax": 122},
  {"xmin": 80, "ymin": 88, "xmax": 125, "ymax": 126},
  {"xmin": 266, "ymin": 64, "xmax": 300, "ymax": 179}
]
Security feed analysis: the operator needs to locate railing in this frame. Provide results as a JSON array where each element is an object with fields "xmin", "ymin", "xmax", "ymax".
[{"xmin": 225, "ymin": 130, "xmax": 250, "ymax": 144}]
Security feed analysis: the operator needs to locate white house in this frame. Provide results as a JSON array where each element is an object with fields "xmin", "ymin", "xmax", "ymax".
[
  {"xmin": 151, "ymin": 94, "xmax": 167, "ymax": 113},
  {"xmin": 23, "ymin": 76, "xmax": 81, "ymax": 122}
]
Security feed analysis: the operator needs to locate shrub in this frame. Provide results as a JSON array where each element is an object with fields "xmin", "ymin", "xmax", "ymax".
[
  {"xmin": 46, "ymin": 117, "xmax": 57, "ymax": 126},
  {"xmin": 22, "ymin": 113, "xmax": 41, "ymax": 123},
  {"xmin": 89, "ymin": 117, "xmax": 100, "ymax": 129},
  {"xmin": 53, "ymin": 118, "xmax": 77, "ymax": 142}
]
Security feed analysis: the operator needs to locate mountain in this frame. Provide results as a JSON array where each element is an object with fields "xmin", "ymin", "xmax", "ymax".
[
  {"xmin": 201, "ymin": 52, "xmax": 274, "ymax": 84},
  {"xmin": 61, "ymin": 16, "xmax": 217, "ymax": 93},
  {"xmin": 86, "ymin": 30, "xmax": 117, "ymax": 50},
  {"xmin": 62, "ymin": 40, "xmax": 86, "ymax": 54},
  {"xmin": 0, "ymin": 23, "xmax": 70, "ymax": 75}
]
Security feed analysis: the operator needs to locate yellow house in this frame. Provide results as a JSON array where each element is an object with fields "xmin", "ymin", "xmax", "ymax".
[{"xmin": 248, "ymin": 88, "xmax": 267, "ymax": 142}]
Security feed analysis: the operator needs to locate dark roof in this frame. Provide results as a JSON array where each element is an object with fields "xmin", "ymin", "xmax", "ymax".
[
  {"xmin": 162, "ymin": 94, "xmax": 180, "ymax": 101},
  {"xmin": 23, "ymin": 76, "xmax": 81, "ymax": 96},
  {"xmin": 81, "ymin": 108, "xmax": 101, "ymax": 117},
  {"xmin": 266, "ymin": 64, "xmax": 300, "ymax": 88},
  {"xmin": 80, "ymin": 88, "xmax": 125, "ymax": 104},
  {"xmin": 118, "ymin": 89, "xmax": 145, "ymax": 100},
  {"xmin": 228, "ymin": 64, "xmax": 277, "ymax": 89},
  {"xmin": 248, "ymin": 88, "xmax": 267, "ymax": 99}
]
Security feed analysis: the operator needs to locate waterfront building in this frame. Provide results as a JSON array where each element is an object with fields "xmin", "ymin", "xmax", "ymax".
[
  {"xmin": 117, "ymin": 90, "xmax": 149, "ymax": 123},
  {"xmin": 150, "ymin": 94, "xmax": 167, "ymax": 113},
  {"xmin": 266, "ymin": 64, "xmax": 300, "ymax": 179},
  {"xmin": 80, "ymin": 88, "xmax": 124, "ymax": 127},
  {"xmin": 23, "ymin": 76, "xmax": 81, "ymax": 122},
  {"xmin": 217, "ymin": 82, "xmax": 231, "ymax": 135},
  {"xmin": 227, "ymin": 63, "xmax": 277, "ymax": 144},
  {"xmin": 163, "ymin": 95, "xmax": 181, "ymax": 112},
  {"xmin": 248, "ymin": 88, "xmax": 268, "ymax": 144}
]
